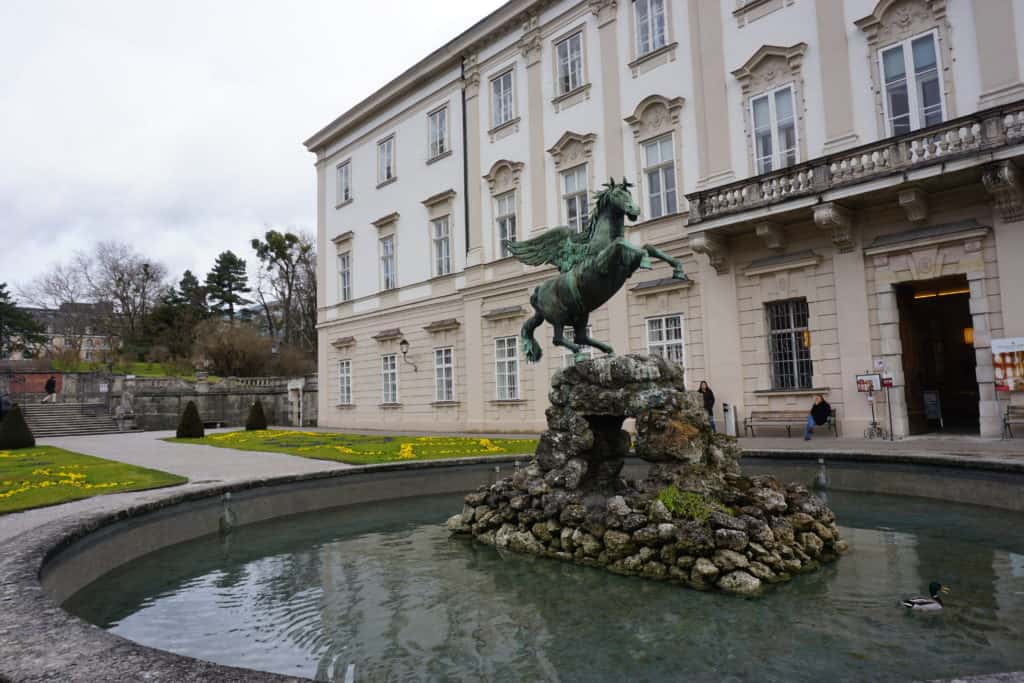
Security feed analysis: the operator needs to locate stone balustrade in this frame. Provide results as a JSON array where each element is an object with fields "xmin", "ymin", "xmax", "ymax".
[{"xmin": 687, "ymin": 100, "xmax": 1024, "ymax": 224}]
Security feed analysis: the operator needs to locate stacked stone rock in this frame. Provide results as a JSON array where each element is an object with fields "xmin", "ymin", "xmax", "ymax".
[{"xmin": 448, "ymin": 355, "xmax": 846, "ymax": 596}]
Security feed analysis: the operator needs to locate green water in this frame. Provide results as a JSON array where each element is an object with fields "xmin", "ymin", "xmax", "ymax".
[{"xmin": 65, "ymin": 490, "xmax": 1024, "ymax": 682}]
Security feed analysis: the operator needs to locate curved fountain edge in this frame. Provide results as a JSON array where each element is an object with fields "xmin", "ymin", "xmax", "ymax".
[{"xmin": 0, "ymin": 452, "xmax": 1022, "ymax": 682}]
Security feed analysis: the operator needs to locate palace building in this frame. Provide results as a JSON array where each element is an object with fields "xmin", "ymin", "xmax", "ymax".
[{"xmin": 306, "ymin": 0, "xmax": 1024, "ymax": 438}]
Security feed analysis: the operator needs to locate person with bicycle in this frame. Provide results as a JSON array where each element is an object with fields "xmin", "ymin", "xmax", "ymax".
[{"xmin": 804, "ymin": 394, "xmax": 831, "ymax": 440}]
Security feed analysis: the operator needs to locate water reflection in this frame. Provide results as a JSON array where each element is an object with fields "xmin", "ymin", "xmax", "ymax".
[{"xmin": 65, "ymin": 492, "xmax": 1024, "ymax": 682}]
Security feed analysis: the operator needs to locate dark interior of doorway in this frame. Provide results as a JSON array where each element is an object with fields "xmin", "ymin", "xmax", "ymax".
[{"xmin": 896, "ymin": 274, "xmax": 979, "ymax": 434}]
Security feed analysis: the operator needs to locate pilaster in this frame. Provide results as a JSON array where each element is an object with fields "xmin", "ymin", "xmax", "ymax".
[
  {"xmin": 463, "ymin": 54, "xmax": 484, "ymax": 266},
  {"xmin": 689, "ymin": 0, "xmax": 734, "ymax": 188},
  {"xmin": 520, "ymin": 14, "xmax": 548, "ymax": 229},
  {"xmin": 815, "ymin": 1, "xmax": 859, "ymax": 153},
  {"xmin": 592, "ymin": 0, "xmax": 624, "ymax": 177}
]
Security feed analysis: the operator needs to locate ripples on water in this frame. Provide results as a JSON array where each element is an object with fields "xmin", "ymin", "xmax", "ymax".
[{"xmin": 64, "ymin": 491, "xmax": 1024, "ymax": 682}]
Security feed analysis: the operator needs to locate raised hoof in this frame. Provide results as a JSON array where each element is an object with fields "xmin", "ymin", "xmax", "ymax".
[
  {"xmin": 639, "ymin": 256, "xmax": 653, "ymax": 270},
  {"xmin": 672, "ymin": 268, "xmax": 687, "ymax": 280}
]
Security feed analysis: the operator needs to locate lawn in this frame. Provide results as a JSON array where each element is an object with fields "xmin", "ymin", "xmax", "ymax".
[
  {"xmin": 171, "ymin": 429, "xmax": 538, "ymax": 465},
  {"xmin": 0, "ymin": 446, "xmax": 187, "ymax": 514}
]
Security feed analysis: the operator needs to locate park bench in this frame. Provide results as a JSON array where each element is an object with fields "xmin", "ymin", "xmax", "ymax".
[
  {"xmin": 1003, "ymin": 403, "xmax": 1024, "ymax": 439},
  {"xmin": 744, "ymin": 409, "xmax": 838, "ymax": 438}
]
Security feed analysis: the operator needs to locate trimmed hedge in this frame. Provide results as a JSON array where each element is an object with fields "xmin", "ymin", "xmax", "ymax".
[
  {"xmin": 245, "ymin": 400, "xmax": 268, "ymax": 431},
  {"xmin": 0, "ymin": 404, "xmax": 36, "ymax": 449},
  {"xmin": 176, "ymin": 400, "xmax": 205, "ymax": 439}
]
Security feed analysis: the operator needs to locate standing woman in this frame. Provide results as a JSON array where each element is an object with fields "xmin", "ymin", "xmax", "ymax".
[
  {"xmin": 698, "ymin": 381, "xmax": 716, "ymax": 432},
  {"xmin": 805, "ymin": 394, "xmax": 831, "ymax": 440}
]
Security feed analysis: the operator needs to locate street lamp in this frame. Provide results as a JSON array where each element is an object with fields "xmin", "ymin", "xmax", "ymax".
[{"xmin": 399, "ymin": 338, "xmax": 418, "ymax": 372}]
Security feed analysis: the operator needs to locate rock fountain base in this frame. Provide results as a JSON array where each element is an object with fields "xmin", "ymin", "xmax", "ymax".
[{"xmin": 447, "ymin": 355, "xmax": 846, "ymax": 596}]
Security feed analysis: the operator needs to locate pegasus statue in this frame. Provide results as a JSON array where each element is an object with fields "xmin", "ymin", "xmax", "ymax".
[{"xmin": 503, "ymin": 178, "xmax": 686, "ymax": 362}]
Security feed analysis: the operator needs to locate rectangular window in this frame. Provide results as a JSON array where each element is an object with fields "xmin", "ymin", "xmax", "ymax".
[
  {"xmin": 880, "ymin": 30, "xmax": 943, "ymax": 136},
  {"xmin": 751, "ymin": 85, "xmax": 797, "ymax": 175},
  {"xmin": 380, "ymin": 236, "xmax": 396, "ymax": 290},
  {"xmin": 377, "ymin": 136, "xmax": 395, "ymax": 184},
  {"xmin": 635, "ymin": 0, "xmax": 667, "ymax": 56},
  {"xmin": 646, "ymin": 315, "xmax": 684, "ymax": 366},
  {"xmin": 381, "ymin": 354, "xmax": 398, "ymax": 404},
  {"xmin": 562, "ymin": 165, "xmax": 589, "ymax": 233},
  {"xmin": 492, "ymin": 70, "xmax": 514, "ymax": 128},
  {"xmin": 555, "ymin": 32, "xmax": 583, "ymax": 95},
  {"xmin": 336, "ymin": 161, "xmax": 352, "ymax": 203},
  {"xmin": 432, "ymin": 216, "xmax": 451, "ymax": 276},
  {"xmin": 643, "ymin": 135, "xmax": 677, "ymax": 219},
  {"xmin": 766, "ymin": 299, "xmax": 813, "ymax": 390},
  {"xmin": 338, "ymin": 359, "xmax": 352, "ymax": 405},
  {"xmin": 561, "ymin": 326, "xmax": 593, "ymax": 368},
  {"xmin": 428, "ymin": 107, "xmax": 448, "ymax": 159},
  {"xmin": 337, "ymin": 252, "xmax": 351, "ymax": 302},
  {"xmin": 496, "ymin": 191, "xmax": 517, "ymax": 257},
  {"xmin": 434, "ymin": 347, "xmax": 454, "ymax": 402},
  {"xmin": 495, "ymin": 336, "xmax": 520, "ymax": 400}
]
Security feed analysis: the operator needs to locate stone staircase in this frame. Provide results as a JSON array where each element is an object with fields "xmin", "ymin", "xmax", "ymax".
[{"xmin": 16, "ymin": 402, "xmax": 124, "ymax": 438}]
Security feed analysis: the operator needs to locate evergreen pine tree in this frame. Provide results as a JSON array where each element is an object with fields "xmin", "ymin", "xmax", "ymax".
[
  {"xmin": 176, "ymin": 400, "xmax": 205, "ymax": 438},
  {"xmin": 0, "ymin": 404, "xmax": 36, "ymax": 449},
  {"xmin": 0, "ymin": 283, "xmax": 46, "ymax": 358},
  {"xmin": 245, "ymin": 399, "xmax": 268, "ymax": 431},
  {"xmin": 205, "ymin": 251, "xmax": 251, "ymax": 321}
]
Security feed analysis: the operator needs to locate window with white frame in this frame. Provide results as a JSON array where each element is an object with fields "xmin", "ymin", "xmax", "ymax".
[
  {"xmin": 380, "ymin": 236, "xmax": 396, "ymax": 290},
  {"xmin": 646, "ymin": 315, "xmax": 684, "ymax": 366},
  {"xmin": 643, "ymin": 135, "xmax": 676, "ymax": 218},
  {"xmin": 492, "ymin": 70, "xmax": 514, "ymax": 128},
  {"xmin": 381, "ymin": 354, "xmax": 398, "ymax": 403},
  {"xmin": 428, "ymin": 107, "xmax": 448, "ymax": 159},
  {"xmin": 766, "ymin": 299, "xmax": 813, "ymax": 390},
  {"xmin": 561, "ymin": 326, "xmax": 593, "ymax": 368},
  {"xmin": 880, "ymin": 30, "xmax": 944, "ymax": 136},
  {"xmin": 495, "ymin": 336, "xmax": 520, "ymax": 400},
  {"xmin": 432, "ymin": 216, "xmax": 451, "ymax": 276},
  {"xmin": 337, "ymin": 251, "xmax": 352, "ymax": 302},
  {"xmin": 336, "ymin": 161, "xmax": 352, "ymax": 204},
  {"xmin": 434, "ymin": 347, "xmax": 454, "ymax": 401},
  {"xmin": 562, "ymin": 165, "xmax": 589, "ymax": 233},
  {"xmin": 751, "ymin": 85, "xmax": 797, "ymax": 175},
  {"xmin": 635, "ymin": 0, "xmax": 667, "ymax": 57},
  {"xmin": 338, "ymin": 359, "xmax": 352, "ymax": 405},
  {"xmin": 377, "ymin": 136, "xmax": 395, "ymax": 184},
  {"xmin": 555, "ymin": 32, "xmax": 583, "ymax": 95},
  {"xmin": 496, "ymin": 191, "xmax": 517, "ymax": 257}
]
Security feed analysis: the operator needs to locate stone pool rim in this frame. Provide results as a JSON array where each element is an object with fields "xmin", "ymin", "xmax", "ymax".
[{"xmin": 2, "ymin": 452, "xmax": 1023, "ymax": 683}]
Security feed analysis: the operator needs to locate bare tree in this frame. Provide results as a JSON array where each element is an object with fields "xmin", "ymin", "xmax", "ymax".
[
  {"xmin": 18, "ymin": 262, "xmax": 94, "ymax": 356},
  {"xmin": 79, "ymin": 241, "xmax": 167, "ymax": 346}
]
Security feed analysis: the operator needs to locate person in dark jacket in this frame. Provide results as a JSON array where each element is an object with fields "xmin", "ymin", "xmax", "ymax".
[
  {"xmin": 804, "ymin": 394, "xmax": 831, "ymax": 440},
  {"xmin": 41, "ymin": 375, "xmax": 57, "ymax": 403},
  {"xmin": 698, "ymin": 381, "xmax": 716, "ymax": 432}
]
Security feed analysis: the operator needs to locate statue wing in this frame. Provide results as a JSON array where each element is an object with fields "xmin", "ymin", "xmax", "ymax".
[{"xmin": 503, "ymin": 226, "xmax": 577, "ymax": 271}]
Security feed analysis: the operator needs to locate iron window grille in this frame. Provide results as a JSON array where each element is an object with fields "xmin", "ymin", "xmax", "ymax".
[{"xmin": 766, "ymin": 298, "xmax": 813, "ymax": 390}]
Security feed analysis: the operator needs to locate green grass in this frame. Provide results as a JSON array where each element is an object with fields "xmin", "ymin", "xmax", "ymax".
[
  {"xmin": 656, "ymin": 485, "xmax": 732, "ymax": 522},
  {"xmin": 50, "ymin": 360, "xmax": 218, "ymax": 381},
  {"xmin": 169, "ymin": 429, "xmax": 538, "ymax": 465},
  {"xmin": 0, "ymin": 446, "xmax": 187, "ymax": 514}
]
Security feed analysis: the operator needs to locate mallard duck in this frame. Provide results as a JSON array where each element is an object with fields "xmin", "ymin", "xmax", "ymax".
[{"xmin": 902, "ymin": 582, "xmax": 950, "ymax": 610}]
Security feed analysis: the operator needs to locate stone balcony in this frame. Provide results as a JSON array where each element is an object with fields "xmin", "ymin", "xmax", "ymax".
[{"xmin": 684, "ymin": 100, "xmax": 1024, "ymax": 269}]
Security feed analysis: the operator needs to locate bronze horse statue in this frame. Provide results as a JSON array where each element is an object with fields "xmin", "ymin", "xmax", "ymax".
[{"xmin": 504, "ymin": 178, "xmax": 686, "ymax": 362}]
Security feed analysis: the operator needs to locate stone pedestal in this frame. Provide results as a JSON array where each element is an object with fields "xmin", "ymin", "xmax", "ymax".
[{"xmin": 448, "ymin": 355, "xmax": 844, "ymax": 596}]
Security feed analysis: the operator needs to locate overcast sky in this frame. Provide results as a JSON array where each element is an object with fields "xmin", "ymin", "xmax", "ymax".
[{"xmin": 0, "ymin": 0, "xmax": 504, "ymax": 295}]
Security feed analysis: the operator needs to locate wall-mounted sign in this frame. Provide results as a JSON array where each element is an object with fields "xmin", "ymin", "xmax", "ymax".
[
  {"xmin": 856, "ymin": 373, "xmax": 882, "ymax": 392},
  {"xmin": 992, "ymin": 337, "xmax": 1024, "ymax": 391},
  {"xmin": 881, "ymin": 373, "xmax": 894, "ymax": 388},
  {"xmin": 873, "ymin": 358, "xmax": 885, "ymax": 370}
]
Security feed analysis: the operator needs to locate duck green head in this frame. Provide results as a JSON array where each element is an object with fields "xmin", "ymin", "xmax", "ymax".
[{"xmin": 929, "ymin": 582, "xmax": 951, "ymax": 598}]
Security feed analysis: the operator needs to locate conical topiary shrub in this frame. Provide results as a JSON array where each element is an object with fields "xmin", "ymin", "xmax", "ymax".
[
  {"xmin": 176, "ymin": 400, "xmax": 205, "ymax": 439},
  {"xmin": 245, "ymin": 399, "xmax": 268, "ymax": 431},
  {"xmin": 0, "ymin": 404, "xmax": 35, "ymax": 449}
]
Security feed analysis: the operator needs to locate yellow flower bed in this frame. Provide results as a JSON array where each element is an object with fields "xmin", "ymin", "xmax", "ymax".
[{"xmin": 173, "ymin": 429, "xmax": 537, "ymax": 465}]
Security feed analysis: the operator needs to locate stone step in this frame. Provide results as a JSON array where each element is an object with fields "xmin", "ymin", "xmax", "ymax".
[{"xmin": 15, "ymin": 402, "xmax": 126, "ymax": 438}]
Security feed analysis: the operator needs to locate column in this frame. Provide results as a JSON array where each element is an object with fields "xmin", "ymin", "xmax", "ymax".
[
  {"xmin": 464, "ymin": 298, "xmax": 484, "ymax": 430},
  {"xmin": 815, "ymin": 2, "xmax": 859, "ymax": 153},
  {"xmin": 973, "ymin": 0, "xmax": 1024, "ymax": 107},
  {"xmin": 520, "ymin": 19, "xmax": 548, "ymax": 229},
  {"xmin": 833, "ymin": 249, "xmax": 874, "ymax": 434},
  {"xmin": 464, "ymin": 56, "xmax": 484, "ymax": 266},
  {"xmin": 699, "ymin": 262, "xmax": 744, "ymax": 430},
  {"xmin": 688, "ymin": 0, "xmax": 734, "ymax": 188}
]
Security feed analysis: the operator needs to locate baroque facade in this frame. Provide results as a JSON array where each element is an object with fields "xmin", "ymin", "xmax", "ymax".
[{"xmin": 307, "ymin": 0, "xmax": 1024, "ymax": 438}]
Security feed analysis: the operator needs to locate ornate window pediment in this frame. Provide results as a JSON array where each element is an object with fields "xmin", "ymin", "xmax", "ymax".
[
  {"xmin": 547, "ymin": 131, "xmax": 597, "ymax": 171},
  {"xmin": 483, "ymin": 159, "xmax": 525, "ymax": 194},
  {"xmin": 731, "ymin": 43, "xmax": 806, "ymax": 97},
  {"xmin": 624, "ymin": 95, "xmax": 684, "ymax": 141}
]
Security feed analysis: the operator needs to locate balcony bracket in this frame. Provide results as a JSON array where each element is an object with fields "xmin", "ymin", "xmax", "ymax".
[
  {"xmin": 982, "ymin": 161, "xmax": 1024, "ymax": 221},
  {"xmin": 813, "ymin": 202, "xmax": 855, "ymax": 253},
  {"xmin": 754, "ymin": 221, "xmax": 785, "ymax": 251},
  {"xmin": 897, "ymin": 187, "xmax": 929, "ymax": 224},
  {"xmin": 689, "ymin": 233, "xmax": 730, "ymax": 274}
]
